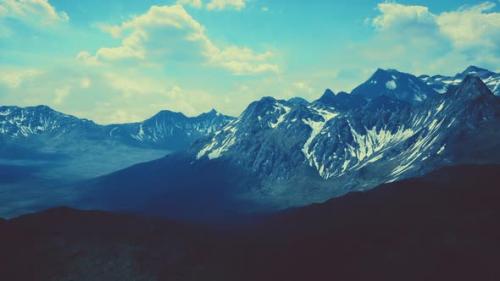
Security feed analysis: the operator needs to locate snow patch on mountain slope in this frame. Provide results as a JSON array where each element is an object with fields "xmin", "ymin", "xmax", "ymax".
[
  {"xmin": 386, "ymin": 80, "xmax": 397, "ymax": 90},
  {"xmin": 436, "ymin": 102, "xmax": 445, "ymax": 113},
  {"xmin": 270, "ymin": 104, "xmax": 291, "ymax": 129},
  {"xmin": 302, "ymin": 108, "xmax": 339, "ymax": 175},
  {"xmin": 196, "ymin": 121, "xmax": 239, "ymax": 160},
  {"xmin": 437, "ymin": 144, "xmax": 446, "ymax": 155},
  {"xmin": 347, "ymin": 125, "xmax": 415, "ymax": 163},
  {"xmin": 132, "ymin": 124, "xmax": 145, "ymax": 141},
  {"xmin": 0, "ymin": 109, "xmax": 11, "ymax": 116},
  {"xmin": 389, "ymin": 117, "xmax": 447, "ymax": 180},
  {"xmin": 207, "ymin": 132, "xmax": 236, "ymax": 159}
]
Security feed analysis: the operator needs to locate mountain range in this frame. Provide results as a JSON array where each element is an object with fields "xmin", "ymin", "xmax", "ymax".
[
  {"xmin": 71, "ymin": 66, "xmax": 500, "ymax": 222},
  {"xmin": 0, "ymin": 105, "xmax": 233, "ymax": 151},
  {"xmin": 0, "ymin": 105, "xmax": 233, "ymax": 217},
  {"xmin": 1, "ymin": 65, "xmax": 500, "ymax": 221}
]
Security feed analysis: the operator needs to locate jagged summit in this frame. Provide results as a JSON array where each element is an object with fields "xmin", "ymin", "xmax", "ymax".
[
  {"xmin": 351, "ymin": 68, "xmax": 437, "ymax": 103},
  {"xmin": 316, "ymin": 89, "xmax": 336, "ymax": 104},
  {"xmin": 451, "ymin": 75, "xmax": 495, "ymax": 100},
  {"xmin": 314, "ymin": 90, "xmax": 365, "ymax": 110},
  {"xmin": 205, "ymin": 108, "xmax": 219, "ymax": 115},
  {"xmin": 322, "ymin": 88, "xmax": 335, "ymax": 97},
  {"xmin": 195, "ymin": 108, "xmax": 226, "ymax": 119}
]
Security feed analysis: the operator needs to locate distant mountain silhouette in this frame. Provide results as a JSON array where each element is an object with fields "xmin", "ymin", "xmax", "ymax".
[{"xmin": 1, "ymin": 164, "xmax": 499, "ymax": 281}]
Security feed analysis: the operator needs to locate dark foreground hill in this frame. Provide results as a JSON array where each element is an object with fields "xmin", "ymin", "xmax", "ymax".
[{"xmin": 1, "ymin": 164, "xmax": 500, "ymax": 281}]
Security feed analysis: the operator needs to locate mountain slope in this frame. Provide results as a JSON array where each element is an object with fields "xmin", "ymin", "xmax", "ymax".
[
  {"xmin": 232, "ymin": 164, "xmax": 500, "ymax": 281},
  {"xmin": 2, "ymin": 164, "xmax": 500, "ymax": 281}
]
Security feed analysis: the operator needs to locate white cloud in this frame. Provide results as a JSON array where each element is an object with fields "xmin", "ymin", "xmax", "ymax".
[
  {"xmin": 103, "ymin": 71, "xmax": 165, "ymax": 97},
  {"xmin": 292, "ymin": 81, "xmax": 314, "ymax": 95},
  {"xmin": 81, "ymin": 4, "xmax": 278, "ymax": 75},
  {"xmin": 206, "ymin": 0, "xmax": 246, "ymax": 11},
  {"xmin": 177, "ymin": 0, "xmax": 203, "ymax": 9},
  {"xmin": 372, "ymin": 3, "xmax": 435, "ymax": 31},
  {"xmin": 76, "ymin": 51, "xmax": 102, "ymax": 66},
  {"xmin": 176, "ymin": 0, "xmax": 246, "ymax": 11},
  {"xmin": 0, "ymin": 63, "xmax": 230, "ymax": 123},
  {"xmin": 437, "ymin": 2, "xmax": 500, "ymax": 51},
  {"xmin": 0, "ymin": 68, "xmax": 43, "ymax": 88},
  {"xmin": 367, "ymin": 1, "xmax": 500, "ymax": 73},
  {"xmin": 373, "ymin": 1, "xmax": 500, "ymax": 53},
  {"xmin": 210, "ymin": 46, "xmax": 278, "ymax": 75},
  {"xmin": 0, "ymin": 0, "xmax": 68, "ymax": 25}
]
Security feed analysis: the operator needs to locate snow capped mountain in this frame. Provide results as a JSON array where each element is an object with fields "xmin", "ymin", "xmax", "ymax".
[
  {"xmin": 420, "ymin": 65, "xmax": 500, "ymax": 95},
  {"xmin": 0, "ymin": 106, "xmax": 234, "ymax": 151},
  {"xmin": 4, "ymin": 66, "xmax": 500, "ymax": 221},
  {"xmin": 192, "ymin": 71, "xmax": 500, "ymax": 207},
  {"xmin": 195, "ymin": 96, "xmax": 341, "ymax": 181},
  {"xmin": 106, "ymin": 109, "xmax": 234, "ymax": 150},
  {"xmin": 52, "ymin": 66, "xmax": 500, "ymax": 222},
  {"xmin": 0, "ymin": 105, "xmax": 100, "ymax": 138},
  {"xmin": 351, "ymin": 69, "xmax": 438, "ymax": 103}
]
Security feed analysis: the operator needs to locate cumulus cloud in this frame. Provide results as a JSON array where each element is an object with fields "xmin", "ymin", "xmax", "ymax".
[
  {"xmin": 367, "ymin": 1, "xmax": 500, "ymax": 73},
  {"xmin": 373, "ymin": 1, "xmax": 500, "ymax": 51},
  {"xmin": 372, "ymin": 3, "xmax": 435, "ymax": 31},
  {"xmin": 81, "ymin": 5, "xmax": 277, "ymax": 75},
  {"xmin": 436, "ymin": 2, "xmax": 500, "ymax": 51},
  {"xmin": 0, "ymin": 0, "xmax": 68, "ymax": 25}
]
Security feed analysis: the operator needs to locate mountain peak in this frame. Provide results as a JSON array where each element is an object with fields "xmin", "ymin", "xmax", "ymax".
[
  {"xmin": 258, "ymin": 96, "xmax": 277, "ymax": 103},
  {"xmin": 367, "ymin": 68, "xmax": 408, "ymax": 84},
  {"xmin": 452, "ymin": 75, "xmax": 494, "ymax": 99},
  {"xmin": 372, "ymin": 68, "xmax": 402, "ymax": 77},
  {"xmin": 33, "ymin": 105, "xmax": 54, "ymax": 111},
  {"xmin": 150, "ymin": 110, "xmax": 187, "ymax": 121},
  {"xmin": 316, "ymin": 89, "xmax": 336, "ymax": 104},
  {"xmin": 463, "ymin": 65, "xmax": 491, "ymax": 75},
  {"xmin": 323, "ymin": 88, "xmax": 335, "ymax": 97},
  {"xmin": 288, "ymin": 97, "xmax": 309, "ymax": 106},
  {"xmin": 206, "ymin": 108, "xmax": 219, "ymax": 116},
  {"xmin": 195, "ymin": 109, "xmax": 217, "ymax": 118},
  {"xmin": 351, "ymin": 68, "xmax": 436, "ymax": 103}
]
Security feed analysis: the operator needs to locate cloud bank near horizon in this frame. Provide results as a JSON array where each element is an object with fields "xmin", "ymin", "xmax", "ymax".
[{"xmin": 0, "ymin": 0, "xmax": 499, "ymax": 123}]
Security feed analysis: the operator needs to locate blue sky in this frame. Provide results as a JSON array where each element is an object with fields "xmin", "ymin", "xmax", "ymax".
[{"xmin": 1, "ymin": 0, "xmax": 499, "ymax": 123}]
